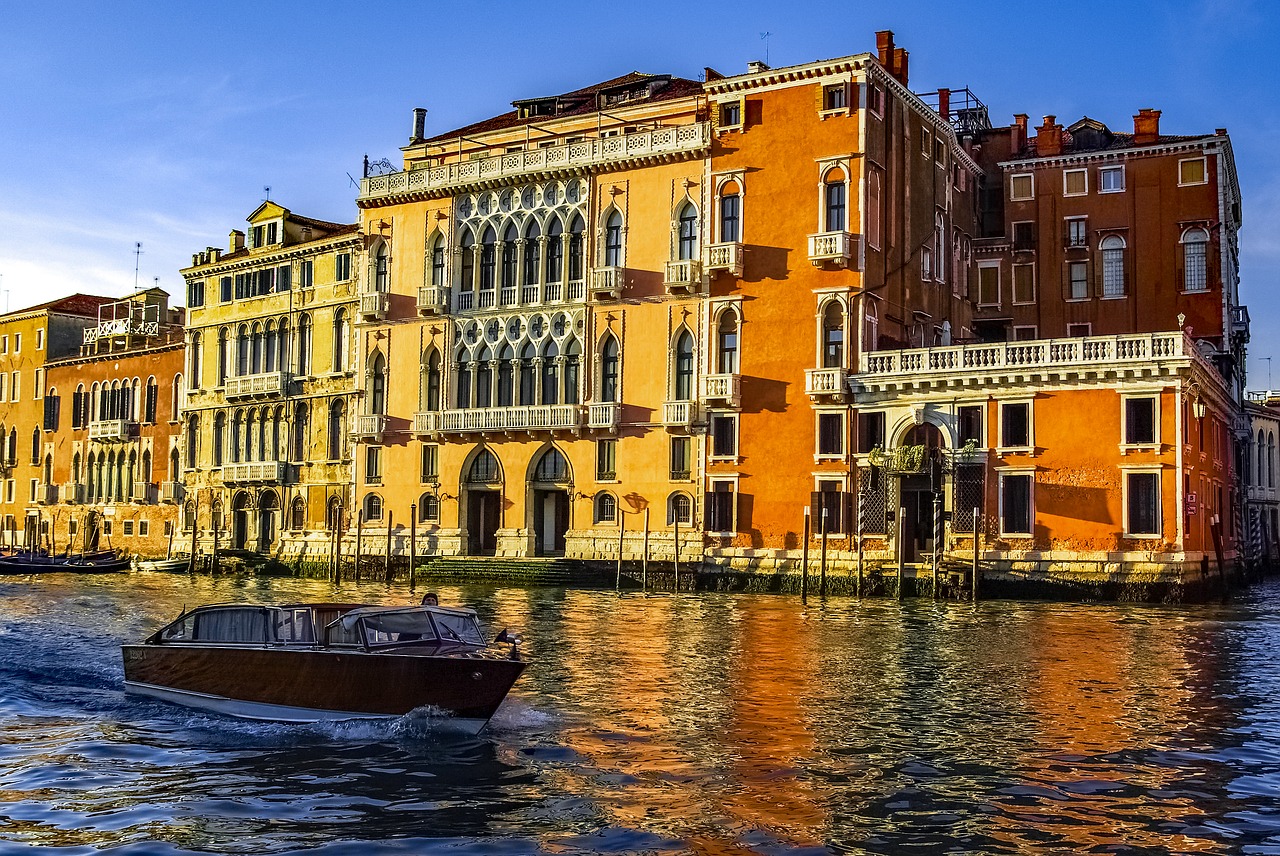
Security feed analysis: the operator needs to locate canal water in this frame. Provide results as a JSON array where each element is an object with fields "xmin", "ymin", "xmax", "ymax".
[{"xmin": 2, "ymin": 575, "xmax": 1280, "ymax": 855}]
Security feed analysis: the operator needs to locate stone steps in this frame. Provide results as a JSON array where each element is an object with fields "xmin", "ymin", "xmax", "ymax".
[{"xmin": 413, "ymin": 556, "xmax": 613, "ymax": 586}]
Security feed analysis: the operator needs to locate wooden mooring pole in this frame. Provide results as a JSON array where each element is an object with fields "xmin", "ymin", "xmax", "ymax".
[
  {"xmin": 409, "ymin": 504, "xmax": 417, "ymax": 593},
  {"xmin": 971, "ymin": 505, "xmax": 980, "ymax": 602},
  {"xmin": 801, "ymin": 507, "xmax": 810, "ymax": 604},
  {"xmin": 384, "ymin": 510, "xmax": 393, "ymax": 584}
]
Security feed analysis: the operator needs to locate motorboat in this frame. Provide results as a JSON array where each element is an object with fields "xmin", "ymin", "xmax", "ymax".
[
  {"xmin": 121, "ymin": 602, "xmax": 526, "ymax": 733},
  {"xmin": 0, "ymin": 550, "xmax": 131, "ymax": 574}
]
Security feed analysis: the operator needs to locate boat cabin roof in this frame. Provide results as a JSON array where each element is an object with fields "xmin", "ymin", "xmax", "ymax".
[{"xmin": 145, "ymin": 601, "xmax": 487, "ymax": 651}]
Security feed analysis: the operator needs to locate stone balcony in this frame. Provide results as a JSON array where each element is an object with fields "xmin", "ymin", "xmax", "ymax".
[
  {"xmin": 805, "ymin": 367, "xmax": 849, "ymax": 400},
  {"xmin": 131, "ymin": 483, "xmax": 153, "ymax": 504},
  {"xmin": 224, "ymin": 370, "xmax": 290, "ymax": 400},
  {"xmin": 701, "ymin": 373, "xmax": 741, "ymax": 408},
  {"xmin": 807, "ymin": 230, "xmax": 854, "ymax": 267},
  {"xmin": 662, "ymin": 401, "xmax": 693, "ymax": 429},
  {"xmin": 360, "ymin": 291, "xmax": 389, "ymax": 322},
  {"xmin": 433, "ymin": 405, "xmax": 581, "ymax": 435},
  {"xmin": 160, "ymin": 481, "xmax": 184, "ymax": 504},
  {"xmin": 224, "ymin": 461, "xmax": 287, "ymax": 483},
  {"xmin": 854, "ymin": 332, "xmax": 1199, "ymax": 395},
  {"xmin": 35, "ymin": 483, "xmax": 56, "ymax": 505},
  {"xmin": 590, "ymin": 267, "xmax": 625, "ymax": 300},
  {"xmin": 587, "ymin": 402, "xmax": 621, "ymax": 431},
  {"xmin": 360, "ymin": 122, "xmax": 712, "ymax": 202},
  {"xmin": 705, "ymin": 242, "xmax": 743, "ymax": 276},
  {"xmin": 454, "ymin": 280, "xmax": 585, "ymax": 312},
  {"xmin": 88, "ymin": 419, "xmax": 135, "ymax": 442},
  {"xmin": 61, "ymin": 483, "xmax": 85, "ymax": 504},
  {"xmin": 417, "ymin": 286, "xmax": 448, "ymax": 316},
  {"xmin": 351, "ymin": 414, "xmax": 388, "ymax": 443},
  {"xmin": 664, "ymin": 259, "xmax": 703, "ymax": 295}
]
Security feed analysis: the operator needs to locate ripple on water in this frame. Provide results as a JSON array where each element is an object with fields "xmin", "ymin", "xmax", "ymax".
[{"xmin": 3, "ymin": 577, "xmax": 1280, "ymax": 853}]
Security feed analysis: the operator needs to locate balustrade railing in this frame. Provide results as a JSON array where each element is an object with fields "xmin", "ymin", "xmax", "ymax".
[
  {"xmin": 417, "ymin": 286, "xmax": 448, "ymax": 315},
  {"xmin": 61, "ymin": 483, "xmax": 85, "ymax": 504},
  {"xmin": 664, "ymin": 259, "xmax": 702, "ymax": 293},
  {"xmin": 587, "ymin": 402, "xmax": 620, "ymax": 430},
  {"xmin": 359, "ymin": 291, "xmax": 388, "ymax": 321},
  {"xmin": 808, "ymin": 231, "xmax": 853, "ymax": 265},
  {"xmin": 663, "ymin": 401, "xmax": 693, "ymax": 427},
  {"xmin": 436, "ymin": 405, "xmax": 581, "ymax": 433},
  {"xmin": 859, "ymin": 332, "xmax": 1190, "ymax": 377},
  {"xmin": 224, "ymin": 370, "xmax": 290, "ymax": 400},
  {"xmin": 359, "ymin": 123, "xmax": 711, "ymax": 201},
  {"xmin": 705, "ymin": 242, "xmax": 743, "ymax": 275},
  {"xmin": 352, "ymin": 414, "xmax": 388, "ymax": 441},
  {"xmin": 88, "ymin": 419, "xmax": 135, "ymax": 442},
  {"xmin": 223, "ymin": 461, "xmax": 287, "ymax": 483},
  {"xmin": 160, "ymin": 481, "xmax": 184, "ymax": 504},
  {"xmin": 701, "ymin": 373, "xmax": 741, "ymax": 407},
  {"xmin": 805, "ymin": 367, "xmax": 848, "ymax": 397}
]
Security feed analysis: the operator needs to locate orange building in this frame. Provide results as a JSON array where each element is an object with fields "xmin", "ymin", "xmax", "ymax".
[
  {"xmin": 338, "ymin": 31, "xmax": 1249, "ymax": 597},
  {"xmin": 39, "ymin": 289, "xmax": 187, "ymax": 557}
]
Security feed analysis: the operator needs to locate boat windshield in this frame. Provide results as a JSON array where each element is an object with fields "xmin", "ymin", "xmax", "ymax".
[
  {"xmin": 350, "ymin": 607, "xmax": 485, "ymax": 648},
  {"xmin": 160, "ymin": 607, "xmax": 272, "ymax": 644},
  {"xmin": 431, "ymin": 611, "xmax": 485, "ymax": 646}
]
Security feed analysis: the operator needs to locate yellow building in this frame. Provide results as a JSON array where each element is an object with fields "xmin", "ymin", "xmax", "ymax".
[
  {"xmin": 180, "ymin": 203, "xmax": 361, "ymax": 561},
  {"xmin": 0, "ymin": 294, "xmax": 114, "ymax": 549},
  {"xmin": 353, "ymin": 73, "xmax": 711, "ymax": 562}
]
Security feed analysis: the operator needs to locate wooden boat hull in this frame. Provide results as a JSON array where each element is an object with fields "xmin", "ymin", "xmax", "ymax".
[
  {"xmin": 0, "ymin": 556, "xmax": 130, "ymax": 574},
  {"xmin": 134, "ymin": 558, "xmax": 191, "ymax": 573},
  {"xmin": 121, "ymin": 644, "xmax": 526, "ymax": 732}
]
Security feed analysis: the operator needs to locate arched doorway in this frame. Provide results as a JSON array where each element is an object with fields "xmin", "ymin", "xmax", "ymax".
[
  {"xmin": 231, "ymin": 491, "xmax": 251, "ymax": 550},
  {"xmin": 258, "ymin": 491, "xmax": 279, "ymax": 552},
  {"xmin": 898, "ymin": 422, "xmax": 945, "ymax": 564},
  {"xmin": 464, "ymin": 449, "xmax": 502, "ymax": 556},
  {"xmin": 530, "ymin": 446, "xmax": 571, "ymax": 557}
]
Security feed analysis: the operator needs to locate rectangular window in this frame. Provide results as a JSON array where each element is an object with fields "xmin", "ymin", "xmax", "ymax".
[
  {"xmin": 867, "ymin": 169, "xmax": 881, "ymax": 250},
  {"xmin": 277, "ymin": 264, "xmax": 292, "ymax": 291},
  {"xmin": 707, "ymin": 482, "xmax": 735, "ymax": 532},
  {"xmin": 935, "ymin": 137, "xmax": 946, "ymax": 163},
  {"xmin": 139, "ymin": 520, "xmax": 150, "ymax": 537},
  {"xmin": 1000, "ymin": 473, "xmax": 1033, "ymax": 536},
  {"xmin": 710, "ymin": 414, "xmax": 737, "ymax": 458},
  {"xmin": 103, "ymin": 519, "xmax": 113, "ymax": 536},
  {"xmin": 35, "ymin": 329, "xmax": 44, "ymax": 350},
  {"xmin": 811, "ymin": 482, "xmax": 847, "ymax": 535},
  {"xmin": 188, "ymin": 280, "xmax": 205, "ymax": 308},
  {"xmin": 336, "ymin": 252, "xmax": 352, "ymax": 281},
  {"xmin": 1068, "ymin": 261, "xmax": 1089, "ymax": 300},
  {"xmin": 1, "ymin": 336, "xmax": 8, "ymax": 354},
  {"xmin": 1126, "ymin": 472, "xmax": 1161, "ymax": 537},
  {"xmin": 1012, "ymin": 221, "xmax": 1036, "ymax": 252},
  {"xmin": 719, "ymin": 101, "xmax": 742, "ymax": 128},
  {"xmin": 300, "ymin": 259, "xmax": 314, "ymax": 288},
  {"xmin": 33, "ymin": 368, "xmax": 42, "ymax": 400},
  {"xmin": 921, "ymin": 128, "xmax": 931, "ymax": 156},
  {"xmin": 958, "ymin": 405, "xmax": 983, "ymax": 446},
  {"xmin": 220, "ymin": 276, "xmax": 232, "ymax": 303},
  {"xmin": 1124, "ymin": 397, "xmax": 1157, "ymax": 445},
  {"xmin": 1001, "ymin": 401, "xmax": 1031, "ymax": 449},
  {"xmin": 817, "ymin": 412, "xmax": 844, "ymax": 457},
  {"xmin": 977, "ymin": 263, "xmax": 1000, "ymax": 306},
  {"xmin": 365, "ymin": 446, "xmax": 382, "ymax": 485},
  {"xmin": 1179, "ymin": 157, "xmax": 1207, "ymax": 186},
  {"xmin": 857, "ymin": 411, "xmax": 885, "ymax": 453},
  {"xmin": 11, "ymin": 372, "xmax": 18, "ymax": 402},
  {"xmin": 420, "ymin": 444, "xmax": 439, "ymax": 482},
  {"xmin": 596, "ymin": 438, "xmax": 617, "ymax": 480},
  {"xmin": 252, "ymin": 225, "xmax": 264, "ymax": 247},
  {"xmin": 670, "ymin": 436, "xmax": 690, "ymax": 480},
  {"xmin": 1099, "ymin": 165, "xmax": 1125, "ymax": 193},
  {"xmin": 868, "ymin": 85, "xmax": 884, "ymax": 117},
  {"xmin": 1009, "ymin": 173, "xmax": 1033, "ymax": 201},
  {"xmin": 1063, "ymin": 168, "xmax": 1088, "ymax": 196},
  {"xmin": 824, "ymin": 182, "xmax": 846, "ymax": 232},
  {"xmin": 921, "ymin": 247, "xmax": 933, "ymax": 280},
  {"xmin": 821, "ymin": 84, "xmax": 846, "ymax": 112},
  {"xmin": 1012, "ymin": 263, "xmax": 1035, "ymax": 304},
  {"xmin": 1066, "ymin": 217, "xmax": 1088, "ymax": 248},
  {"xmin": 1014, "ymin": 325, "xmax": 1038, "ymax": 341},
  {"xmin": 123, "ymin": 520, "xmax": 134, "ymax": 536},
  {"xmin": 1067, "ymin": 323, "xmax": 1092, "ymax": 337},
  {"xmin": 14, "ymin": 334, "xmax": 21, "ymax": 354}
]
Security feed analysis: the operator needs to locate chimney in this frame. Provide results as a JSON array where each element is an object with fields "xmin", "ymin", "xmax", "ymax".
[
  {"xmin": 229, "ymin": 230, "xmax": 245, "ymax": 253},
  {"xmin": 892, "ymin": 48, "xmax": 909, "ymax": 86},
  {"xmin": 1011, "ymin": 113, "xmax": 1028, "ymax": 152},
  {"xmin": 1133, "ymin": 108, "xmax": 1161, "ymax": 145},
  {"xmin": 937, "ymin": 88, "xmax": 950, "ymax": 122},
  {"xmin": 209, "ymin": 247, "xmax": 221, "ymax": 264},
  {"xmin": 1035, "ymin": 115, "xmax": 1063, "ymax": 157},
  {"xmin": 747, "ymin": 60, "xmax": 770, "ymax": 74},
  {"xmin": 876, "ymin": 30, "xmax": 895, "ymax": 69},
  {"xmin": 410, "ymin": 107, "xmax": 427, "ymax": 144}
]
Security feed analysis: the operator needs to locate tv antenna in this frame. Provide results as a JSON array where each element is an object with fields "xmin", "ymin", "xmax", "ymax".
[
  {"xmin": 263, "ymin": 185, "xmax": 271, "ymax": 202},
  {"xmin": 133, "ymin": 242, "xmax": 143, "ymax": 292},
  {"xmin": 759, "ymin": 32, "xmax": 772, "ymax": 65}
]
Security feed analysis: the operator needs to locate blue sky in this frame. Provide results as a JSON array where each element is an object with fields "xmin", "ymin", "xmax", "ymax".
[{"xmin": 2, "ymin": 1, "xmax": 1277, "ymax": 385}]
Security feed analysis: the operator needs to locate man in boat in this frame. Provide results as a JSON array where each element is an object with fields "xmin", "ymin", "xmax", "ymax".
[{"xmin": 420, "ymin": 592, "xmax": 439, "ymax": 607}]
